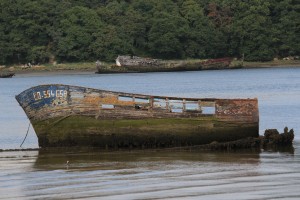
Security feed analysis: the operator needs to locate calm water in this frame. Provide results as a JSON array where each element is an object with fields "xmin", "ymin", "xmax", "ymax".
[{"xmin": 0, "ymin": 68, "xmax": 300, "ymax": 199}]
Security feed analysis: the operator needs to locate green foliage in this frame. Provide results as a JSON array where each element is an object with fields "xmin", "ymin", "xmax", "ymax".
[
  {"xmin": 229, "ymin": 0, "xmax": 275, "ymax": 61},
  {"xmin": 148, "ymin": 12, "xmax": 187, "ymax": 58},
  {"xmin": 27, "ymin": 46, "xmax": 50, "ymax": 64},
  {"xmin": 90, "ymin": 25, "xmax": 131, "ymax": 61},
  {"xmin": 54, "ymin": 6, "xmax": 103, "ymax": 61},
  {"xmin": 270, "ymin": 0, "xmax": 300, "ymax": 57},
  {"xmin": 0, "ymin": 0, "xmax": 299, "ymax": 65}
]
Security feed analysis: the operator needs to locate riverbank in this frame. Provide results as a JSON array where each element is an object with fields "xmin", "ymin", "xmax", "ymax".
[
  {"xmin": 1, "ymin": 59, "xmax": 300, "ymax": 75},
  {"xmin": 232, "ymin": 59, "xmax": 300, "ymax": 68},
  {"xmin": 0, "ymin": 62, "xmax": 98, "ymax": 74}
]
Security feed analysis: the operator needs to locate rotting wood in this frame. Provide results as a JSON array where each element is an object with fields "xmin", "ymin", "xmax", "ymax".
[
  {"xmin": 16, "ymin": 84, "xmax": 259, "ymax": 148},
  {"xmin": 97, "ymin": 56, "xmax": 237, "ymax": 74}
]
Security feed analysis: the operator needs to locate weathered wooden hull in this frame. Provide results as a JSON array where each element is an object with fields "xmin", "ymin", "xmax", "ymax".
[
  {"xmin": 0, "ymin": 72, "xmax": 15, "ymax": 78},
  {"xmin": 16, "ymin": 84, "xmax": 259, "ymax": 148},
  {"xmin": 97, "ymin": 58, "xmax": 237, "ymax": 74}
]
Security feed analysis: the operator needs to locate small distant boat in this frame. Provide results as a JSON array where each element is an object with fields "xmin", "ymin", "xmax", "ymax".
[
  {"xmin": 96, "ymin": 56, "xmax": 236, "ymax": 74},
  {"xmin": 0, "ymin": 72, "xmax": 15, "ymax": 78},
  {"xmin": 16, "ymin": 84, "xmax": 259, "ymax": 148}
]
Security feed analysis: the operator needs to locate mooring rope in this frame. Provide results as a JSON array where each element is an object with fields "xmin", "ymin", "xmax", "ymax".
[{"xmin": 20, "ymin": 122, "xmax": 31, "ymax": 148}]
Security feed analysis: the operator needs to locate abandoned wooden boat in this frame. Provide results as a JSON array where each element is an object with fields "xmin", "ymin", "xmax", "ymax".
[
  {"xmin": 96, "ymin": 56, "xmax": 236, "ymax": 73},
  {"xmin": 16, "ymin": 84, "xmax": 259, "ymax": 148},
  {"xmin": 0, "ymin": 72, "xmax": 15, "ymax": 78}
]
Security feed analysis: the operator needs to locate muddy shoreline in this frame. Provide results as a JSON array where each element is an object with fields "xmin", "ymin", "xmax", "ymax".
[{"xmin": 1, "ymin": 60, "xmax": 300, "ymax": 75}]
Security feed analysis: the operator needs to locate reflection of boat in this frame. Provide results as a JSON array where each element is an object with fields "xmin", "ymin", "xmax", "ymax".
[
  {"xmin": 96, "ymin": 56, "xmax": 236, "ymax": 73},
  {"xmin": 0, "ymin": 72, "xmax": 15, "ymax": 78},
  {"xmin": 16, "ymin": 84, "xmax": 259, "ymax": 148},
  {"xmin": 34, "ymin": 149, "xmax": 261, "ymax": 170}
]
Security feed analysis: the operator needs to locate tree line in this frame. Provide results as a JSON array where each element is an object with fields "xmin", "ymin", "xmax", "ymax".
[{"xmin": 0, "ymin": 0, "xmax": 299, "ymax": 65}]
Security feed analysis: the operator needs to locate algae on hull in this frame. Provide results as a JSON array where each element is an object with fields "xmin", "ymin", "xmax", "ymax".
[{"xmin": 32, "ymin": 115, "xmax": 258, "ymax": 148}]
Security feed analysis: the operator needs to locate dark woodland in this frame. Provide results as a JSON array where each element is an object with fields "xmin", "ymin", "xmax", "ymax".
[{"xmin": 0, "ymin": 0, "xmax": 299, "ymax": 65}]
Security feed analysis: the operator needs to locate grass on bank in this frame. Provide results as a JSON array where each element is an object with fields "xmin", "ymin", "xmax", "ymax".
[
  {"xmin": 231, "ymin": 59, "xmax": 300, "ymax": 68},
  {"xmin": 0, "ymin": 61, "xmax": 113, "ymax": 73}
]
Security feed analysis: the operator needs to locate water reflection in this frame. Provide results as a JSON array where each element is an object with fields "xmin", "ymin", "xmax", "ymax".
[
  {"xmin": 32, "ymin": 143, "xmax": 297, "ymax": 171},
  {"xmin": 0, "ymin": 145, "xmax": 298, "ymax": 200},
  {"xmin": 33, "ymin": 148, "xmax": 263, "ymax": 171},
  {"xmin": 263, "ymin": 145, "xmax": 295, "ymax": 154}
]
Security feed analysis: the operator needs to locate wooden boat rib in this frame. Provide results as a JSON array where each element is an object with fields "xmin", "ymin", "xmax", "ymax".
[
  {"xmin": 97, "ymin": 56, "xmax": 236, "ymax": 73},
  {"xmin": 16, "ymin": 84, "xmax": 259, "ymax": 148}
]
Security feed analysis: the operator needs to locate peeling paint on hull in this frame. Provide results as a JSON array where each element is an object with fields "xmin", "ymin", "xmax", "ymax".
[{"xmin": 16, "ymin": 84, "xmax": 259, "ymax": 148}]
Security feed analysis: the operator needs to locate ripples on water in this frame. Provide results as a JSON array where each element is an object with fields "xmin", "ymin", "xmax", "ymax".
[
  {"xmin": 0, "ymin": 145, "xmax": 299, "ymax": 200},
  {"xmin": 0, "ymin": 67, "xmax": 300, "ymax": 199}
]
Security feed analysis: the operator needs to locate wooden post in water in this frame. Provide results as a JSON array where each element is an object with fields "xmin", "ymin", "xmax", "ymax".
[{"xmin": 183, "ymin": 99, "xmax": 186, "ymax": 112}]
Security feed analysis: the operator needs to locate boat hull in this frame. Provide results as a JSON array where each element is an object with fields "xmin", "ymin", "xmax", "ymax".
[
  {"xmin": 0, "ymin": 72, "xmax": 15, "ymax": 78},
  {"xmin": 97, "ymin": 57, "xmax": 236, "ymax": 74},
  {"xmin": 16, "ymin": 84, "xmax": 259, "ymax": 148},
  {"xmin": 32, "ymin": 115, "xmax": 258, "ymax": 148}
]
